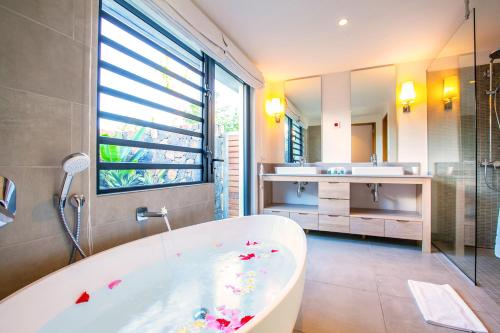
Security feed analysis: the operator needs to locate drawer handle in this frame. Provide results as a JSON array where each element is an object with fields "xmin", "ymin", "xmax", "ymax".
[
  {"xmin": 298, "ymin": 212, "xmax": 308, "ymax": 215},
  {"xmin": 360, "ymin": 217, "xmax": 371, "ymax": 220},
  {"xmin": 271, "ymin": 211, "xmax": 281, "ymax": 213},
  {"xmin": 327, "ymin": 182, "xmax": 339, "ymax": 184},
  {"xmin": 328, "ymin": 215, "xmax": 340, "ymax": 217},
  {"xmin": 396, "ymin": 219, "xmax": 409, "ymax": 223}
]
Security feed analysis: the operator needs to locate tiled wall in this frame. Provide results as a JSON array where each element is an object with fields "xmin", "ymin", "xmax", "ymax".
[
  {"xmin": 0, "ymin": 0, "xmax": 214, "ymax": 300},
  {"xmin": 475, "ymin": 63, "xmax": 500, "ymax": 249}
]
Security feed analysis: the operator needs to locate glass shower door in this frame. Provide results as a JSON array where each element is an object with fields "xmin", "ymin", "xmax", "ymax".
[{"xmin": 428, "ymin": 14, "xmax": 477, "ymax": 281}]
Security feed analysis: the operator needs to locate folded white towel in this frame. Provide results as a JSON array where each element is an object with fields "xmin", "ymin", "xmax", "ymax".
[{"xmin": 408, "ymin": 280, "xmax": 488, "ymax": 333}]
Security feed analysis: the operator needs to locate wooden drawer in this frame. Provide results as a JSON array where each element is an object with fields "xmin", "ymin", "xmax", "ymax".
[
  {"xmin": 350, "ymin": 216, "xmax": 384, "ymax": 236},
  {"xmin": 263, "ymin": 209, "xmax": 289, "ymax": 218},
  {"xmin": 290, "ymin": 212, "xmax": 318, "ymax": 230},
  {"xmin": 319, "ymin": 214, "xmax": 349, "ymax": 233},
  {"xmin": 385, "ymin": 219, "xmax": 422, "ymax": 240},
  {"xmin": 319, "ymin": 182, "xmax": 350, "ymax": 199},
  {"xmin": 318, "ymin": 198, "xmax": 350, "ymax": 215}
]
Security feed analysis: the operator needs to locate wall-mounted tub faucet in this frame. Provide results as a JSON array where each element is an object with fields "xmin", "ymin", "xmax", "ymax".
[{"xmin": 136, "ymin": 206, "xmax": 172, "ymax": 231}]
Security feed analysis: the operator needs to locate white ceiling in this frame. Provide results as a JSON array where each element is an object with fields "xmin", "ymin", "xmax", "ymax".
[
  {"xmin": 192, "ymin": 0, "xmax": 464, "ymax": 81},
  {"xmin": 285, "ymin": 77, "xmax": 322, "ymax": 125}
]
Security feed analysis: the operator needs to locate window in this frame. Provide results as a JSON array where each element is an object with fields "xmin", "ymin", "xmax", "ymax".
[
  {"xmin": 97, "ymin": 0, "xmax": 207, "ymax": 193},
  {"xmin": 285, "ymin": 115, "xmax": 304, "ymax": 163}
]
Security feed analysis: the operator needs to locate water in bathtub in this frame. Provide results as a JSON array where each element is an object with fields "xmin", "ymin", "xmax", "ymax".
[{"xmin": 38, "ymin": 239, "xmax": 295, "ymax": 333}]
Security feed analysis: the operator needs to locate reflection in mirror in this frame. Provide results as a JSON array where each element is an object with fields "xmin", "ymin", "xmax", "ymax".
[
  {"xmin": 0, "ymin": 176, "xmax": 16, "ymax": 227},
  {"xmin": 284, "ymin": 77, "xmax": 322, "ymax": 163},
  {"xmin": 350, "ymin": 65, "xmax": 396, "ymax": 163}
]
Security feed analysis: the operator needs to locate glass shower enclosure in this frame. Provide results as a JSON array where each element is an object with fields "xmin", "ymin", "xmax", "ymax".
[{"xmin": 428, "ymin": 0, "xmax": 500, "ymax": 305}]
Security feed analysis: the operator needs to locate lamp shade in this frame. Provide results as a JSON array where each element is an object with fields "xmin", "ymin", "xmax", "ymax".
[
  {"xmin": 400, "ymin": 81, "xmax": 416, "ymax": 102},
  {"xmin": 443, "ymin": 75, "xmax": 459, "ymax": 100}
]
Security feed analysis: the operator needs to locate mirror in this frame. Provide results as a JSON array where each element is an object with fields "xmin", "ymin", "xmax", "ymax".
[
  {"xmin": 0, "ymin": 176, "xmax": 16, "ymax": 227},
  {"xmin": 350, "ymin": 65, "xmax": 397, "ymax": 163},
  {"xmin": 284, "ymin": 76, "xmax": 322, "ymax": 162}
]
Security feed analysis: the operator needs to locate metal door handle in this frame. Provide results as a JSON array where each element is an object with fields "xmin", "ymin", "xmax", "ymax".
[{"xmin": 211, "ymin": 158, "xmax": 225, "ymax": 174}]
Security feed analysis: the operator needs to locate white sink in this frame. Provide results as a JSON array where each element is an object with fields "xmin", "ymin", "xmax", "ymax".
[
  {"xmin": 351, "ymin": 166, "xmax": 405, "ymax": 176},
  {"xmin": 275, "ymin": 166, "xmax": 320, "ymax": 175}
]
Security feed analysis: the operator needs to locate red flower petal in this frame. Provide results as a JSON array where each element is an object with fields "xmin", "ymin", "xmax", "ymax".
[
  {"xmin": 240, "ymin": 315, "xmax": 254, "ymax": 325},
  {"xmin": 216, "ymin": 318, "xmax": 231, "ymax": 328},
  {"xmin": 271, "ymin": 249, "xmax": 279, "ymax": 253},
  {"xmin": 239, "ymin": 253, "xmax": 256, "ymax": 260},
  {"xmin": 246, "ymin": 240, "xmax": 251, "ymax": 246},
  {"xmin": 75, "ymin": 291, "xmax": 89, "ymax": 304}
]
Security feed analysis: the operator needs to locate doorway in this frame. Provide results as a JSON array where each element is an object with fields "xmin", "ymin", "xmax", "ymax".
[
  {"xmin": 212, "ymin": 64, "xmax": 249, "ymax": 219},
  {"xmin": 351, "ymin": 123, "xmax": 376, "ymax": 162}
]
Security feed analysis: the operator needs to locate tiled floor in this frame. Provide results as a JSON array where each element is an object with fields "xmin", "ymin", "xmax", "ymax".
[{"xmin": 293, "ymin": 232, "xmax": 500, "ymax": 333}]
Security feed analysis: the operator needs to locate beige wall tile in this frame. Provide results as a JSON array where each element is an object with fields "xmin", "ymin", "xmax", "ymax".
[
  {"xmin": 73, "ymin": 0, "xmax": 97, "ymax": 46},
  {"xmin": 0, "ymin": 0, "xmax": 74, "ymax": 37},
  {"xmin": 93, "ymin": 183, "xmax": 214, "ymax": 225},
  {"xmin": 0, "ymin": 234, "xmax": 69, "ymax": 299},
  {"xmin": 0, "ymin": 87, "xmax": 73, "ymax": 167},
  {"xmin": 0, "ymin": 167, "xmax": 86, "ymax": 247},
  {"xmin": 0, "ymin": 7, "xmax": 89, "ymax": 103}
]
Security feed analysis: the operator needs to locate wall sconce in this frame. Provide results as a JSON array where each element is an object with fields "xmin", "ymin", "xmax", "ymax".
[
  {"xmin": 443, "ymin": 75, "xmax": 458, "ymax": 111},
  {"xmin": 400, "ymin": 81, "xmax": 416, "ymax": 113},
  {"xmin": 266, "ymin": 98, "xmax": 284, "ymax": 123}
]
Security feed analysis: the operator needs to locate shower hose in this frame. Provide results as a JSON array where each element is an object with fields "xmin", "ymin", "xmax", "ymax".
[
  {"xmin": 484, "ymin": 86, "xmax": 500, "ymax": 192},
  {"xmin": 68, "ymin": 204, "xmax": 82, "ymax": 264},
  {"xmin": 58, "ymin": 201, "xmax": 86, "ymax": 260}
]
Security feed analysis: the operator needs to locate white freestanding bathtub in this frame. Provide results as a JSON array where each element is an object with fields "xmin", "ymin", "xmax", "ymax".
[{"xmin": 0, "ymin": 215, "xmax": 306, "ymax": 333}]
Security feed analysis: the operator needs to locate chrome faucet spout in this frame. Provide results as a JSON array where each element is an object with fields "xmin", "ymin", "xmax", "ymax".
[{"xmin": 370, "ymin": 153, "xmax": 378, "ymax": 166}]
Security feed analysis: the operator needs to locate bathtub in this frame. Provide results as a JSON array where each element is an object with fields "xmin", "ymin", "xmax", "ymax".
[{"xmin": 0, "ymin": 215, "xmax": 306, "ymax": 333}]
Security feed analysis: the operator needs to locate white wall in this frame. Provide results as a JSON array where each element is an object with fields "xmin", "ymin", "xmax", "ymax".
[
  {"xmin": 321, "ymin": 72, "xmax": 351, "ymax": 162},
  {"xmin": 396, "ymin": 60, "xmax": 429, "ymax": 174}
]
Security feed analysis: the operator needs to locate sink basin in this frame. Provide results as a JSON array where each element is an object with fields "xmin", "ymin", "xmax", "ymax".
[
  {"xmin": 351, "ymin": 166, "xmax": 405, "ymax": 176},
  {"xmin": 275, "ymin": 167, "xmax": 320, "ymax": 175}
]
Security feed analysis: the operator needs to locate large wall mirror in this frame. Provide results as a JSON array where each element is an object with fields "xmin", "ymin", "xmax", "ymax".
[
  {"xmin": 284, "ymin": 77, "xmax": 322, "ymax": 162},
  {"xmin": 350, "ymin": 65, "xmax": 397, "ymax": 163}
]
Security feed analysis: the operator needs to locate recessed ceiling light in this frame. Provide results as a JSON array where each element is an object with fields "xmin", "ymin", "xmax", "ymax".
[{"xmin": 338, "ymin": 18, "xmax": 348, "ymax": 26}]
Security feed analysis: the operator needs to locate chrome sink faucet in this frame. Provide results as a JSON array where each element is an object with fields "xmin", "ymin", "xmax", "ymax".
[
  {"xmin": 370, "ymin": 153, "xmax": 378, "ymax": 166},
  {"xmin": 297, "ymin": 156, "xmax": 306, "ymax": 167}
]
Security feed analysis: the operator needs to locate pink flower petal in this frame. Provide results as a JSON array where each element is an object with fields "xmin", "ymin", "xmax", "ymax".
[
  {"xmin": 75, "ymin": 291, "xmax": 89, "ymax": 304},
  {"xmin": 271, "ymin": 249, "xmax": 279, "ymax": 253},
  {"xmin": 107, "ymin": 279, "xmax": 122, "ymax": 289},
  {"xmin": 176, "ymin": 252, "xmax": 181, "ymax": 257}
]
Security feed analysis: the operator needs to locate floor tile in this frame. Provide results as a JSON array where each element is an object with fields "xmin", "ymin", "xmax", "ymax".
[{"xmin": 295, "ymin": 280, "xmax": 386, "ymax": 333}]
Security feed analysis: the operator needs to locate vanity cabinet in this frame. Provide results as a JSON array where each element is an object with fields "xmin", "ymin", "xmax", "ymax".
[
  {"xmin": 384, "ymin": 219, "xmax": 422, "ymax": 240},
  {"xmin": 259, "ymin": 171, "xmax": 432, "ymax": 253},
  {"xmin": 349, "ymin": 217, "xmax": 385, "ymax": 237},
  {"xmin": 290, "ymin": 212, "xmax": 319, "ymax": 230},
  {"xmin": 262, "ymin": 209, "xmax": 290, "ymax": 218},
  {"xmin": 319, "ymin": 215, "xmax": 350, "ymax": 233}
]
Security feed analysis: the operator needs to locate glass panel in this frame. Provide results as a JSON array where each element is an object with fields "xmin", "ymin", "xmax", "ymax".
[
  {"xmin": 214, "ymin": 65, "xmax": 244, "ymax": 219},
  {"xmin": 99, "ymin": 169, "xmax": 201, "ymax": 190},
  {"xmin": 473, "ymin": 0, "xmax": 500, "ymax": 305},
  {"xmin": 100, "ymin": 43, "xmax": 202, "ymax": 100},
  {"xmin": 101, "ymin": 18, "xmax": 202, "ymax": 84},
  {"xmin": 99, "ymin": 119, "xmax": 202, "ymax": 148},
  {"xmin": 427, "ymin": 16, "xmax": 476, "ymax": 281},
  {"xmin": 100, "ymin": 68, "xmax": 202, "ymax": 117},
  {"xmin": 99, "ymin": 94, "xmax": 202, "ymax": 133},
  {"xmin": 99, "ymin": 144, "xmax": 202, "ymax": 165}
]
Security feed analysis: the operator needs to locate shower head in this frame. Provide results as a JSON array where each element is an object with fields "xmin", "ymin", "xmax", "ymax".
[
  {"xmin": 59, "ymin": 153, "xmax": 90, "ymax": 206},
  {"xmin": 63, "ymin": 153, "xmax": 90, "ymax": 175},
  {"xmin": 489, "ymin": 49, "xmax": 500, "ymax": 61}
]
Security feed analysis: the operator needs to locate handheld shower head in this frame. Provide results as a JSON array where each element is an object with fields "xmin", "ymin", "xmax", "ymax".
[{"xmin": 59, "ymin": 153, "xmax": 90, "ymax": 206}]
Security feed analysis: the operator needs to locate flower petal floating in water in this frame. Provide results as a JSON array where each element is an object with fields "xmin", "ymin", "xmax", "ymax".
[
  {"xmin": 216, "ymin": 318, "xmax": 231, "ymax": 328},
  {"xmin": 75, "ymin": 291, "xmax": 90, "ymax": 304},
  {"xmin": 108, "ymin": 279, "xmax": 122, "ymax": 289},
  {"xmin": 176, "ymin": 252, "xmax": 182, "ymax": 257},
  {"xmin": 246, "ymin": 241, "xmax": 259, "ymax": 246},
  {"xmin": 240, "ymin": 315, "xmax": 254, "ymax": 326},
  {"xmin": 238, "ymin": 253, "xmax": 255, "ymax": 261},
  {"xmin": 215, "ymin": 242, "xmax": 223, "ymax": 248},
  {"xmin": 271, "ymin": 249, "xmax": 279, "ymax": 253}
]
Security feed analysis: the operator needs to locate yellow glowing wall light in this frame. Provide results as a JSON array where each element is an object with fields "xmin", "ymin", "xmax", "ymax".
[
  {"xmin": 443, "ymin": 75, "xmax": 459, "ymax": 111},
  {"xmin": 400, "ymin": 81, "xmax": 416, "ymax": 113},
  {"xmin": 265, "ymin": 97, "xmax": 285, "ymax": 123}
]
